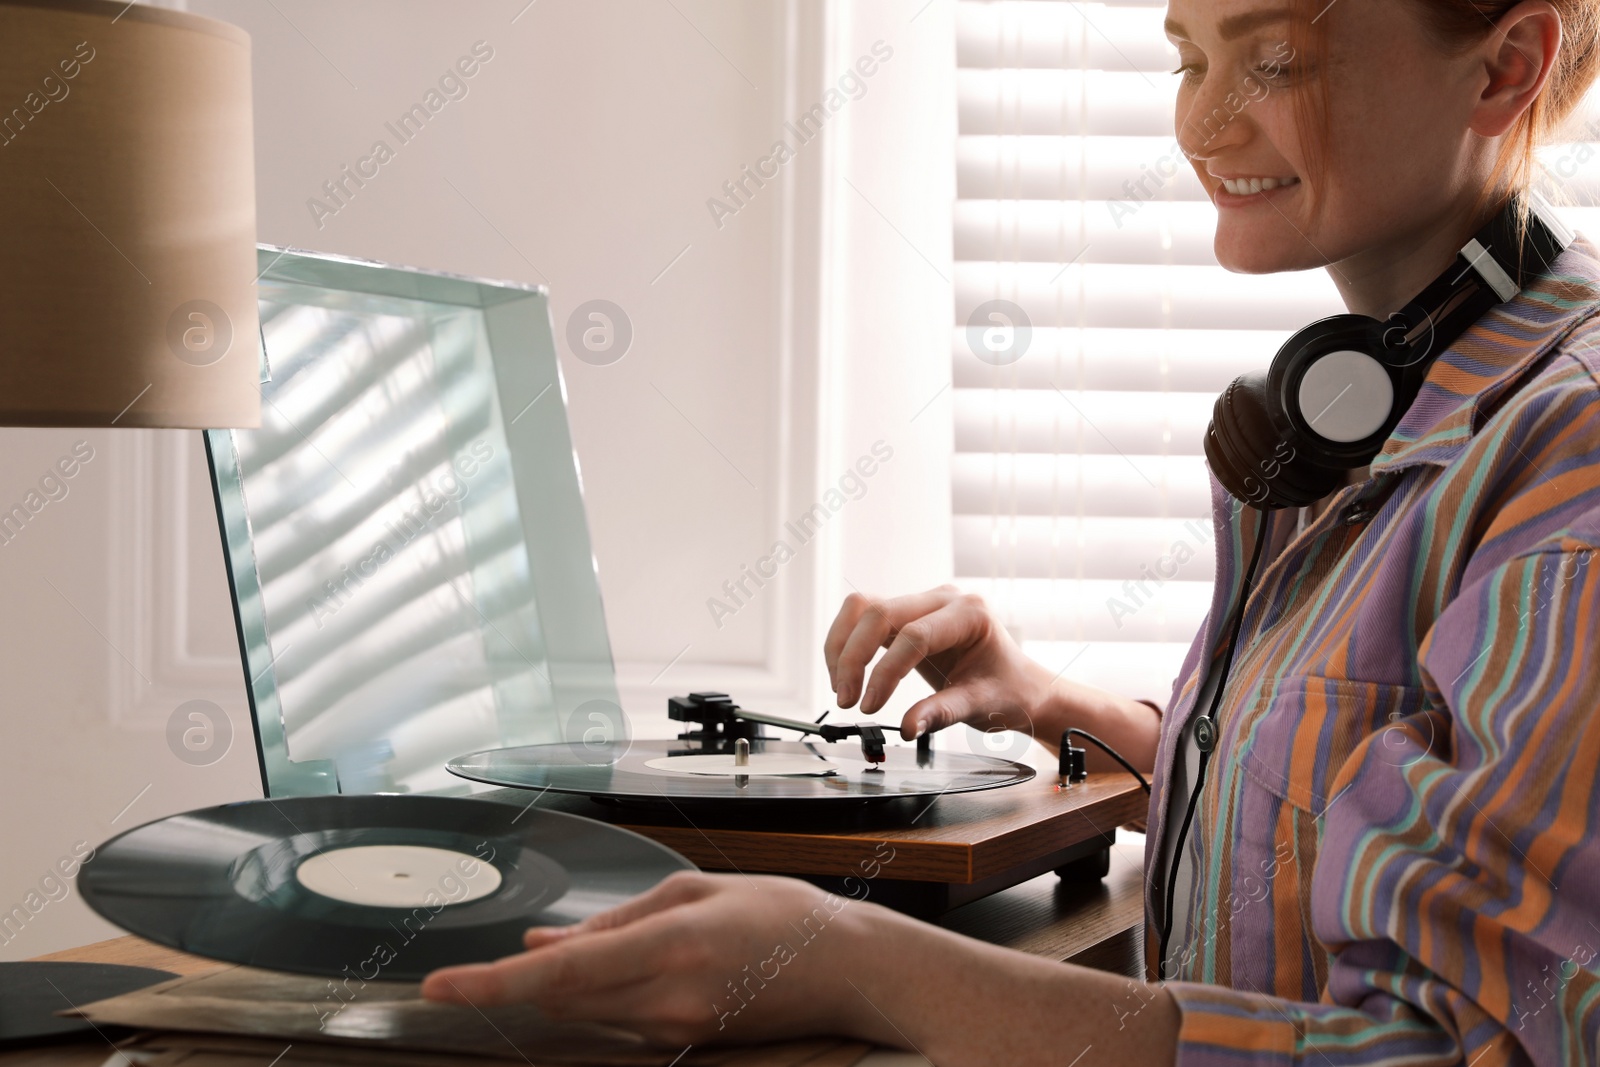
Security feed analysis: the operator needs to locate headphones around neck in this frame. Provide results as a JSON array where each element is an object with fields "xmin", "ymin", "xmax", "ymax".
[{"xmin": 1205, "ymin": 194, "xmax": 1575, "ymax": 510}]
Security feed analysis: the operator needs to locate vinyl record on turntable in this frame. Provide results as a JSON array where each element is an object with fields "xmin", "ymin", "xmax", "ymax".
[
  {"xmin": 446, "ymin": 738, "xmax": 1035, "ymax": 804},
  {"xmin": 77, "ymin": 795, "xmax": 695, "ymax": 981}
]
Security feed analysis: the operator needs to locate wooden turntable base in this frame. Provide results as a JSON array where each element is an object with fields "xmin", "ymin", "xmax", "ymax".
[{"xmin": 477, "ymin": 772, "xmax": 1147, "ymax": 916}]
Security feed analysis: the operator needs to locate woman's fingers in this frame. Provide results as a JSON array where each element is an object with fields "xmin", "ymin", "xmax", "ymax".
[
  {"xmin": 521, "ymin": 926, "xmax": 570, "ymax": 949},
  {"xmin": 900, "ymin": 687, "xmax": 979, "ymax": 740},
  {"xmin": 516, "ymin": 871, "xmax": 713, "ymax": 951},
  {"xmin": 422, "ymin": 875, "xmax": 862, "ymax": 1047},
  {"xmin": 833, "ymin": 608, "xmax": 892, "ymax": 708},
  {"xmin": 423, "ymin": 910, "xmax": 694, "ymax": 1007},
  {"xmin": 557, "ymin": 870, "xmax": 717, "ymax": 937},
  {"xmin": 858, "ymin": 600, "xmax": 982, "ymax": 714},
  {"xmin": 424, "ymin": 873, "xmax": 723, "ymax": 1007},
  {"xmin": 831, "ymin": 588, "xmax": 958, "ymax": 707},
  {"xmin": 420, "ymin": 962, "xmax": 513, "ymax": 1006},
  {"xmin": 822, "ymin": 592, "xmax": 872, "ymax": 692},
  {"xmin": 509, "ymin": 975, "xmax": 725, "ymax": 1045}
]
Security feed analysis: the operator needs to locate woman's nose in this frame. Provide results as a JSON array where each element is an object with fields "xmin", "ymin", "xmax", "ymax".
[{"xmin": 1177, "ymin": 82, "xmax": 1254, "ymax": 162}]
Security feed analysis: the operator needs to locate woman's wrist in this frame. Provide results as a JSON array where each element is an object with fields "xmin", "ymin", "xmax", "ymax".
[
  {"xmin": 1030, "ymin": 665, "xmax": 1163, "ymax": 771},
  {"xmin": 822, "ymin": 892, "xmax": 1181, "ymax": 1064},
  {"xmin": 822, "ymin": 899, "xmax": 927, "ymax": 1048}
]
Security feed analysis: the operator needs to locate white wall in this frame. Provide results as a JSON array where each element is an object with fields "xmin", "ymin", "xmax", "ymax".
[{"xmin": 0, "ymin": 0, "xmax": 953, "ymax": 959}]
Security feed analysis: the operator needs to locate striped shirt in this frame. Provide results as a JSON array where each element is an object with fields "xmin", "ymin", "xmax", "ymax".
[{"xmin": 1143, "ymin": 237, "xmax": 1600, "ymax": 1066}]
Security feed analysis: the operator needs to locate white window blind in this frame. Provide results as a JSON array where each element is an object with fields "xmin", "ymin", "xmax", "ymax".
[{"xmin": 953, "ymin": 0, "xmax": 1600, "ymax": 706}]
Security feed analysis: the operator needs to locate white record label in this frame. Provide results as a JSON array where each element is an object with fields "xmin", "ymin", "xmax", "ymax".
[
  {"xmin": 295, "ymin": 844, "xmax": 502, "ymax": 908},
  {"xmin": 642, "ymin": 753, "xmax": 841, "ymax": 777}
]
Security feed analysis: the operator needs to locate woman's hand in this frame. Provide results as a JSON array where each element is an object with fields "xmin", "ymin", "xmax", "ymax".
[
  {"xmin": 421, "ymin": 869, "xmax": 1181, "ymax": 1065},
  {"xmin": 420, "ymin": 871, "xmax": 889, "ymax": 1047},
  {"xmin": 824, "ymin": 585, "xmax": 1058, "ymax": 741},
  {"xmin": 823, "ymin": 585, "xmax": 1164, "ymax": 771}
]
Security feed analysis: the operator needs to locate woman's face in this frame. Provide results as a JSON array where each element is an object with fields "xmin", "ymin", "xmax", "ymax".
[{"xmin": 1165, "ymin": 0, "xmax": 1495, "ymax": 278}]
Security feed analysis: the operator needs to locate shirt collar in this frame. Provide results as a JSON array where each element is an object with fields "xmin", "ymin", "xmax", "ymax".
[{"xmin": 1369, "ymin": 234, "xmax": 1600, "ymax": 475}]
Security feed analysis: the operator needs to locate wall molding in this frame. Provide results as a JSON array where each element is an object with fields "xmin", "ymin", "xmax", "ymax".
[
  {"xmin": 107, "ymin": 429, "xmax": 243, "ymax": 730},
  {"xmin": 619, "ymin": 0, "xmax": 960, "ymax": 726}
]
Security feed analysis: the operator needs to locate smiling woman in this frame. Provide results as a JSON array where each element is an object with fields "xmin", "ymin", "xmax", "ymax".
[{"xmin": 418, "ymin": 3, "xmax": 1600, "ymax": 1064}]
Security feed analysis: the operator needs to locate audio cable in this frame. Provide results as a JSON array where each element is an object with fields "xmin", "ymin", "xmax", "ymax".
[{"xmin": 1057, "ymin": 728, "xmax": 1150, "ymax": 793}]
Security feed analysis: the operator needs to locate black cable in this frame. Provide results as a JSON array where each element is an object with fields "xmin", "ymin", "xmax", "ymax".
[
  {"xmin": 1061, "ymin": 728, "xmax": 1150, "ymax": 793},
  {"xmin": 1157, "ymin": 507, "xmax": 1268, "ymax": 980}
]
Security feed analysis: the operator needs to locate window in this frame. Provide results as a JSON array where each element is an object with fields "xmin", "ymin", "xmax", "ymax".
[{"xmin": 953, "ymin": 0, "xmax": 1600, "ymax": 706}]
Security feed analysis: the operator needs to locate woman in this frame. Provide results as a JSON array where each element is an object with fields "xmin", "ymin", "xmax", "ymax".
[{"xmin": 423, "ymin": 0, "xmax": 1600, "ymax": 1062}]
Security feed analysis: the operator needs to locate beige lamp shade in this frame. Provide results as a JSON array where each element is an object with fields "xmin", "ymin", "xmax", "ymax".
[{"xmin": 0, "ymin": 0, "xmax": 260, "ymax": 428}]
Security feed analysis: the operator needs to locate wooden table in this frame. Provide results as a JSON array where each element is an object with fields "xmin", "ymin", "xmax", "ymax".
[{"xmin": 6, "ymin": 838, "xmax": 1144, "ymax": 1066}]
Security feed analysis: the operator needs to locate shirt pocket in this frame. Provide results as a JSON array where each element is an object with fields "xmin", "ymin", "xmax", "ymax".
[{"xmin": 1238, "ymin": 674, "xmax": 1430, "ymax": 816}]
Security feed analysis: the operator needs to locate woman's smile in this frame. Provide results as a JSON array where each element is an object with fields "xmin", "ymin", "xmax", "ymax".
[{"xmin": 1211, "ymin": 173, "xmax": 1304, "ymax": 206}]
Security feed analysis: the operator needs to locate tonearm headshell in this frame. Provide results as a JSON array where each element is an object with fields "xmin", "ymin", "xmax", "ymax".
[{"xmin": 668, "ymin": 691, "xmax": 911, "ymax": 765}]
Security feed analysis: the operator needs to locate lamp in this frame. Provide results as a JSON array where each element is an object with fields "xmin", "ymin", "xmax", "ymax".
[
  {"xmin": 0, "ymin": 0, "xmax": 259, "ymax": 1044},
  {"xmin": 0, "ymin": 0, "xmax": 260, "ymax": 428}
]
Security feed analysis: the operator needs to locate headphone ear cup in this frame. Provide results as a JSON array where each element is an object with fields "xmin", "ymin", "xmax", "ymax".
[
  {"xmin": 1206, "ymin": 372, "xmax": 1276, "ymax": 504},
  {"xmin": 1206, "ymin": 371, "xmax": 1345, "ymax": 509},
  {"xmin": 1205, "ymin": 374, "xmax": 1261, "ymax": 494}
]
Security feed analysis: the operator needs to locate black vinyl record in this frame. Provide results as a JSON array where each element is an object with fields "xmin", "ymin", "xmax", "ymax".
[
  {"xmin": 0, "ymin": 962, "xmax": 176, "ymax": 1047},
  {"xmin": 77, "ymin": 794, "xmax": 694, "ymax": 981},
  {"xmin": 446, "ymin": 738, "xmax": 1035, "ymax": 804}
]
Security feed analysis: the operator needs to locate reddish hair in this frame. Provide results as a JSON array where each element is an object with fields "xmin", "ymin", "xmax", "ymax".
[{"xmin": 1289, "ymin": 1, "xmax": 1600, "ymax": 218}]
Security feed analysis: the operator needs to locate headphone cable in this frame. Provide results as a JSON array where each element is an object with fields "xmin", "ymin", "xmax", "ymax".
[{"xmin": 1157, "ymin": 507, "xmax": 1268, "ymax": 980}]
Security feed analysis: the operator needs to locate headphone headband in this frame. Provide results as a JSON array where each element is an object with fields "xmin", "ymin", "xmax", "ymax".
[{"xmin": 1391, "ymin": 193, "xmax": 1571, "ymax": 348}]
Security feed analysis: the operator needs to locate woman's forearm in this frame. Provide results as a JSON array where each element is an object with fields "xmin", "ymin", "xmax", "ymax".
[
  {"xmin": 834, "ymin": 901, "xmax": 1179, "ymax": 1065},
  {"xmin": 1027, "ymin": 660, "xmax": 1164, "ymax": 774}
]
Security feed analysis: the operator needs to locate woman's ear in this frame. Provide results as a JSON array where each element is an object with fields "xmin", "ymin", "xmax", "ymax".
[{"xmin": 1469, "ymin": 0, "xmax": 1563, "ymax": 138}]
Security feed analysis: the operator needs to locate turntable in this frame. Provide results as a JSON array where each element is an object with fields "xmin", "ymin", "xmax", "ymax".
[
  {"xmin": 450, "ymin": 692, "xmax": 1148, "ymax": 915},
  {"xmin": 447, "ymin": 692, "xmax": 1038, "ymax": 805}
]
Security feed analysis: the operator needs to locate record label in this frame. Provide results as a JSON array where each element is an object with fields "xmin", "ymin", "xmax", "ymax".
[
  {"xmin": 294, "ymin": 844, "xmax": 503, "ymax": 908},
  {"xmin": 641, "ymin": 753, "xmax": 841, "ymax": 777}
]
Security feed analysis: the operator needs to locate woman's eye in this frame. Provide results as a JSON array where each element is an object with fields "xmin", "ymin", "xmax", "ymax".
[{"xmin": 1170, "ymin": 63, "xmax": 1202, "ymax": 80}]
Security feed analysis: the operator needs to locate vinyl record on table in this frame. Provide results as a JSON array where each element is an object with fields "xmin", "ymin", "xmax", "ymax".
[
  {"xmin": 447, "ymin": 738, "xmax": 1035, "ymax": 804},
  {"xmin": 76, "ymin": 794, "xmax": 695, "ymax": 981},
  {"xmin": 0, "ymin": 962, "xmax": 176, "ymax": 1047}
]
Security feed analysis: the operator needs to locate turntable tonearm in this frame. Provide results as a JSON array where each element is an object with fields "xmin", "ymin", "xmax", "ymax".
[{"xmin": 668, "ymin": 691, "xmax": 895, "ymax": 763}]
